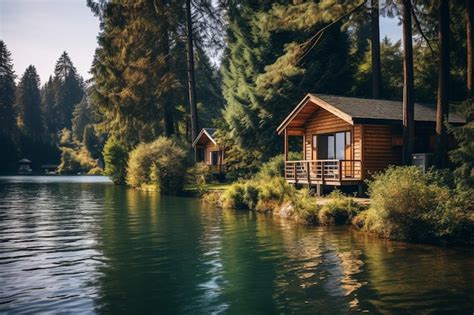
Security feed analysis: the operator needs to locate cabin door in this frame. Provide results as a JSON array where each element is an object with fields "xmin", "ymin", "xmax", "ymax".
[
  {"xmin": 315, "ymin": 131, "xmax": 352, "ymax": 177},
  {"xmin": 210, "ymin": 151, "xmax": 219, "ymax": 166}
]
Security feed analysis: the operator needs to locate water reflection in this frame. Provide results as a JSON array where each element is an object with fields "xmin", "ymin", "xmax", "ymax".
[{"xmin": 1, "ymin": 177, "xmax": 473, "ymax": 314}]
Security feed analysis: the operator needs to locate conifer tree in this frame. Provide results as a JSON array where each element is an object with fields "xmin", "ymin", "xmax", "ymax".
[
  {"xmin": 0, "ymin": 40, "xmax": 18, "ymax": 170},
  {"xmin": 16, "ymin": 65, "xmax": 44, "ymax": 137},
  {"xmin": 52, "ymin": 52, "xmax": 84, "ymax": 131},
  {"xmin": 0, "ymin": 41, "xmax": 16, "ymax": 135}
]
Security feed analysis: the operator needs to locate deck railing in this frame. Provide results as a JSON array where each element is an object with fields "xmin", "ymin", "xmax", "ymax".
[
  {"xmin": 208, "ymin": 164, "xmax": 226, "ymax": 173},
  {"xmin": 284, "ymin": 160, "xmax": 362, "ymax": 183}
]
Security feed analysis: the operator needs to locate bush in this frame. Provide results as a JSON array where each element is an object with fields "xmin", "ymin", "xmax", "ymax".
[
  {"xmin": 126, "ymin": 137, "xmax": 186, "ymax": 193},
  {"xmin": 103, "ymin": 137, "xmax": 128, "ymax": 185},
  {"xmin": 58, "ymin": 146, "xmax": 97, "ymax": 174},
  {"xmin": 256, "ymin": 152, "xmax": 301, "ymax": 179},
  {"xmin": 318, "ymin": 190, "xmax": 362, "ymax": 225},
  {"xmin": 357, "ymin": 166, "xmax": 474, "ymax": 244},
  {"xmin": 87, "ymin": 166, "xmax": 103, "ymax": 175},
  {"xmin": 222, "ymin": 183, "xmax": 247, "ymax": 209},
  {"xmin": 188, "ymin": 162, "xmax": 212, "ymax": 186}
]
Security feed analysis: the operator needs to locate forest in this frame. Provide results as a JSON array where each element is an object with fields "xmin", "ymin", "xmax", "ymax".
[{"xmin": 0, "ymin": 0, "xmax": 472, "ymax": 180}]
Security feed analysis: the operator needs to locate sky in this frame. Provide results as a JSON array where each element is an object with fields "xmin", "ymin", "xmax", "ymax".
[{"xmin": 1, "ymin": 0, "xmax": 402, "ymax": 84}]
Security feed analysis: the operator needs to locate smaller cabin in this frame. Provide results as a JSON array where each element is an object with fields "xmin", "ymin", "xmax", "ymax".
[
  {"xmin": 277, "ymin": 94, "xmax": 465, "ymax": 194},
  {"xmin": 41, "ymin": 164, "xmax": 59, "ymax": 175},
  {"xmin": 192, "ymin": 128, "xmax": 226, "ymax": 173},
  {"xmin": 18, "ymin": 158, "xmax": 32, "ymax": 175}
]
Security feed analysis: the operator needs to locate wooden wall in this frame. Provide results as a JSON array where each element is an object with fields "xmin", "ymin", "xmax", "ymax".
[
  {"xmin": 362, "ymin": 125, "xmax": 402, "ymax": 177},
  {"xmin": 303, "ymin": 108, "xmax": 358, "ymax": 160},
  {"xmin": 203, "ymin": 142, "xmax": 222, "ymax": 165}
]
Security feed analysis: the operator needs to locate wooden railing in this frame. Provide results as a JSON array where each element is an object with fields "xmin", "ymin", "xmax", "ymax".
[
  {"xmin": 208, "ymin": 165, "xmax": 226, "ymax": 173},
  {"xmin": 284, "ymin": 160, "xmax": 362, "ymax": 183}
]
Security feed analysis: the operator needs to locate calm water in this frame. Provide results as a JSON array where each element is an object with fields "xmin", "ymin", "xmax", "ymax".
[{"xmin": 0, "ymin": 176, "xmax": 473, "ymax": 314}]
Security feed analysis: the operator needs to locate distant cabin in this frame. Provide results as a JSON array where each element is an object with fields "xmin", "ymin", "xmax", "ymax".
[
  {"xmin": 192, "ymin": 128, "xmax": 226, "ymax": 173},
  {"xmin": 277, "ymin": 93, "xmax": 465, "ymax": 194},
  {"xmin": 18, "ymin": 158, "xmax": 32, "ymax": 175}
]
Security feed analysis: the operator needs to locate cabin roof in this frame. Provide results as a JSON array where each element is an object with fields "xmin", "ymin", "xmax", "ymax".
[
  {"xmin": 18, "ymin": 158, "xmax": 31, "ymax": 163},
  {"xmin": 277, "ymin": 93, "xmax": 466, "ymax": 134},
  {"xmin": 192, "ymin": 128, "xmax": 218, "ymax": 147}
]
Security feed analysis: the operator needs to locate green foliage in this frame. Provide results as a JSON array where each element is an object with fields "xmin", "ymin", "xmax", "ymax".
[
  {"xmin": 220, "ymin": 1, "xmax": 354, "ymax": 163},
  {"xmin": 103, "ymin": 137, "xmax": 128, "ymax": 185},
  {"xmin": 51, "ymin": 52, "xmax": 84, "ymax": 131},
  {"xmin": 448, "ymin": 99, "xmax": 474, "ymax": 188},
  {"xmin": 358, "ymin": 166, "xmax": 474, "ymax": 244},
  {"xmin": 57, "ymin": 128, "xmax": 98, "ymax": 174},
  {"xmin": 352, "ymin": 37, "xmax": 403, "ymax": 100},
  {"xmin": 188, "ymin": 162, "xmax": 213, "ymax": 186},
  {"xmin": 17, "ymin": 65, "xmax": 45, "ymax": 138},
  {"xmin": 318, "ymin": 190, "xmax": 362, "ymax": 225},
  {"xmin": 0, "ymin": 40, "xmax": 18, "ymax": 171},
  {"xmin": 126, "ymin": 137, "xmax": 186, "ymax": 194},
  {"xmin": 256, "ymin": 152, "xmax": 301, "ymax": 179}
]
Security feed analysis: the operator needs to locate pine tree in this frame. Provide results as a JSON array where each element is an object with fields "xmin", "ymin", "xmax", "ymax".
[
  {"xmin": 52, "ymin": 52, "xmax": 84, "ymax": 131},
  {"xmin": 41, "ymin": 76, "xmax": 56, "ymax": 133},
  {"xmin": 0, "ymin": 41, "xmax": 16, "ymax": 135},
  {"xmin": 0, "ymin": 40, "xmax": 18, "ymax": 171},
  {"xmin": 16, "ymin": 65, "xmax": 44, "ymax": 138},
  {"xmin": 220, "ymin": 1, "xmax": 355, "ymax": 163},
  {"xmin": 72, "ymin": 96, "xmax": 92, "ymax": 142}
]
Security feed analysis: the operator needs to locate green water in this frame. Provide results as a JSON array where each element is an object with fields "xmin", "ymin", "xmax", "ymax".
[{"xmin": 0, "ymin": 176, "xmax": 473, "ymax": 314}]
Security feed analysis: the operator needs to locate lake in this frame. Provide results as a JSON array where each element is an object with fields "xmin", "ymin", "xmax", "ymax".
[{"xmin": 0, "ymin": 176, "xmax": 473, "ymax": 314}]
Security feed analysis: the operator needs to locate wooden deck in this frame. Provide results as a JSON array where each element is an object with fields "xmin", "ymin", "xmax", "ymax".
[{"xmin": 284, "ymin": 160, "xmax": 362, "ymax": 186}]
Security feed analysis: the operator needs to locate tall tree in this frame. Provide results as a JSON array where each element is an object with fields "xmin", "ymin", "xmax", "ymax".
[
  {"xmin": 52, "ymin": 52, "xmax": 84, "ymax": 131},
  {"xmin": 0, "ymin": 40, "xmax": 18, "ymax": 170},
  {"xmin": 17, "ymin": 65, "xmax": 44, "ymax": 137},
  {"xmin": 371, "ymin": 0, "xmax": 382, "ymax": 98},
  {"xmin": 466, "ymin": 0, "xmax": 474, "ymax": 97},
  {"xmin": 41, "ymin": 76, "xmax": 56, "ymax": 133},
  {"xmin": 436, "ymin": 0, "xmax": 450, "ymax": 168},
  {"xmin": 186, "ymin": 0, "xmax": 199, "ymax": 142},
  {"xmin": 0, "ymin": 40, "xmax": 16, "ymax": 135},
  {"xmin": 401, "ymin": 0, "xmax": 415, "ymax": 165},
  {"xmin": 221, "ymin": 1, "xmax": 355, "ymax": 163}
]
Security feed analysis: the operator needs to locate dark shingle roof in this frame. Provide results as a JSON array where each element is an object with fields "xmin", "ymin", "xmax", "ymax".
[
  {"xmin": 204, "ymin": 128, "xmax": 216, "ymax": 138},
  {"xmin": 314, "ymin": 94, "xmax": 465, "ymax": 123}
]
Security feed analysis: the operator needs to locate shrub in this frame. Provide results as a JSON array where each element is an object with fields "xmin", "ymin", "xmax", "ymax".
[
  {"xmin": 188, "ymin": 162, "xmax": 212, "ymax": 186},
  {"xmin": 103, "ymin": 137, "xmax": 128, "ymax": 185},
  {"xmin": 359, "ymin": 166, "xmax": 474, "ymax": 243},
  {"xmin": 256, "ymin": 152, "xmax": 301, "ymax": 179},
  {"xmin": 126, "ymin": 137, "xmax": 186, "ymax": 193},
  {"xmin": 58, "ymin": 146, "xmax": 97, "ymax": 174},
  {"xmin": 318, "ymin": 190, "xmax": 362, "ymax": 225},
  {"xmin": 222, "ymin": 182, "xmax": 247, "ymax": 209},
  {"xmin": 87, "ymin": 166, "xmax": 103, "ymax": 175}
]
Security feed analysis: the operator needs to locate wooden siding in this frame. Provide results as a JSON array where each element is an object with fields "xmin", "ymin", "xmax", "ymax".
[{"xmin": 363, "ymin": 125, "xmax": 402, "ymax": 176}]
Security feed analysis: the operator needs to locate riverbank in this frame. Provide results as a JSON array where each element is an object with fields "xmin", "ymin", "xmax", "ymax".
[{"xmin": 200, "ymin": 167, "xmax": 474, "ymax": 246}]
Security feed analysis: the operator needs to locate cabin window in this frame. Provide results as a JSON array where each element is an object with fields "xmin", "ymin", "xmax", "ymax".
[
  {"xmin": 316, "ymin": 131, "xmax": 351, "ymax": 160},
  {"xmin": 312, "ymin": 135, "xmax": 317, "ymax": 159}
]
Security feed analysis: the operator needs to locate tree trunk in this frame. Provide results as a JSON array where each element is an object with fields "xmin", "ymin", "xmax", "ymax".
[
  {"xmin": 371, "ymin": 0, "xmax": 381, "ymax": 99},
  {"xmin": 186, "ymin": 0, "xmax": 199, "ymax": 142},
  {"xmin": 401, "ymin": 0, "xmax": 415, "ymax": 165},
  {"xmin": 466, "ymin": 0, "xmax": 474, "ymax": 97},
  {"xmin": 161, "ymin": 16, "xmax": 174, "ymax": 137},
  {"xmin": 436, "ymin": 0, "xmax": 450, "ymax": 168}
]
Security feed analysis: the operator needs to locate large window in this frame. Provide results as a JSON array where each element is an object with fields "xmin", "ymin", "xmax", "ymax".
[{"xmin": 316, "ymin": 131, "xmax": 351, "ymax": 160}]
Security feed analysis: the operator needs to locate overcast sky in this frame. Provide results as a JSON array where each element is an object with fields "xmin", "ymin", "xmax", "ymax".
[{"xmin": 1, "ymin": 0, "xmax": 402, "ymax": 84}]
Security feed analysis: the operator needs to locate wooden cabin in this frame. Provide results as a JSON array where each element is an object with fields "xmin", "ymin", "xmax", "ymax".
[
  {"xmin": 192, "ymin": 128, "xmax": 226, "ymax": 173},
  {"xmin": 277, "ymin": 93, "xmax": 465, "ymax": 194}
]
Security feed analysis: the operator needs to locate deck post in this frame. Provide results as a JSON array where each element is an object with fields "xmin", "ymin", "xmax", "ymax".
[
  {"xmin": 294, "ymin": 163, "xmax": 297, "ymax": 183},
  {"xmin": 284, "ymin": 128, "xmax": 288, "ymax": 161},
  {"xmin": 316, "ymin": 183, "xmax": 322, "ymax": 196},
  {"xmin": 306, "ymin": 161, "xmax": 311, "ymax": 186},
  {"xmin": 338, "ymin": 160, "xmax": 342, "ymax": 180},
  {"xmin": 358, "ymin": 183, "xmax": 364, "ymax": 197}
]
